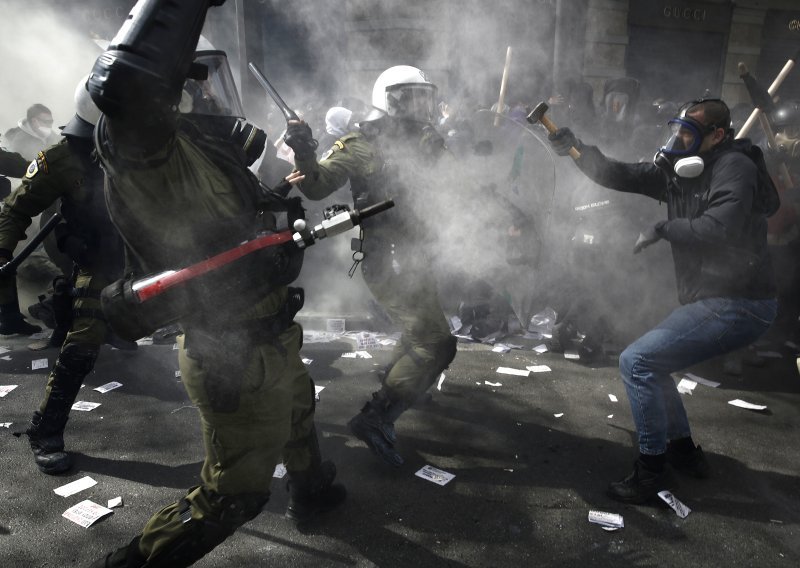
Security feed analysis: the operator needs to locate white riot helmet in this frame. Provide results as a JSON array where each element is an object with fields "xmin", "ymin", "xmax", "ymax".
[
  {"xmin": 62, "ymin": 74, "xmax": 101, "ymax": 138},
  {"xmin": 368, "ymin": 65, "xmax": 437, "ymax": 124}
]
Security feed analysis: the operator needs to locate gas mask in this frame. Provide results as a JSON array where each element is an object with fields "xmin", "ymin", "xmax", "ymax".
[
  {"xmin": 775, "ymin": 130, "xmax": 800, "ymax": 160},
  {"xmin": 653, "ymin": 114, "xmax": 715, "ymax": 178}
]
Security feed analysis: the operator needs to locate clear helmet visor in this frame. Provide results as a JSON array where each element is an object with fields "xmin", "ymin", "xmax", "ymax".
[
  {"xmin": 659, "ymin": 118, "xmax": 706, "ymax": 156},
  {"xmin": 179, "ymin": 51, "xmax": 245, "ymax": 118},
  {"xmin": 384, "ymin": 83, "xmax": 438, "ymax": 123}
]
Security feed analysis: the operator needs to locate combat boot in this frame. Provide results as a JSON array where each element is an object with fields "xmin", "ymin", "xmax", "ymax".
[
  {"xmin": 286, "ymin": 460, "xmax": 347, "ymax": 526},
  {"xmin": 348, "ymin": 390, "xmax": 407, "ymax": 467},
  {"xmin": 26, "ymin": 410, "xmax": 71, "ymax": 474}
]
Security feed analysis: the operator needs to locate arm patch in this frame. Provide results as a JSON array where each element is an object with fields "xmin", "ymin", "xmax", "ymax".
[{"xmin": 24, "ymin": 151, "xmax": 48, "ymax": 179}]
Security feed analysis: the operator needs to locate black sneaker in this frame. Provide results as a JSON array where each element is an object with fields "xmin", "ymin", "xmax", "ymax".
[
  {"xmin": 607, "ymin": 460, "xmax": 677, "ymax": 504},
  {"xmin": 666, "ymin": 443, "xmax": 710, "ymax": 479}
]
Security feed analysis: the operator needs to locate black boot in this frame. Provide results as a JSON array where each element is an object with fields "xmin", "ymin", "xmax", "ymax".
[
  {"xmin": 0, "ymin": 301, "xmax": 42, "ymax": 335},
  {"xmin": 286, "ymin": 460, "xmax": 347, "ymax": 526},
  {"xmin": 607, "ymin": 459, "xmax": 677, "ymax": 504},
  {"xmin": 89, "ymin": 536, "xmax": 147, "ymax": 568},
  {"xmin": 348, "ymin": 390, "xmax": 407, "ymax": 467},
  {"xmin": 26, "ymin": 410, "xmax": 71, "ymax": 474}
]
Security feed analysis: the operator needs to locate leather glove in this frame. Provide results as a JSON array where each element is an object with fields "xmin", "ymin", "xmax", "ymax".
[
  {"xmin": 283, "ymin": 121, "xmax": 318, "ymax": 161},
  {"xmin": 633, "ymin": 221, "xmax": 666, "ymax": 254},
  {"xmin": 547, "ymin": 127, "xmax": 581, "ymax": 157}
]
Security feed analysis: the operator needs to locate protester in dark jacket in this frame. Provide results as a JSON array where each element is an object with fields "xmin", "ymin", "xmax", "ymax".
[{"xmin": 548, "ymin": 98, "xmax": 777, "ymax": 504}]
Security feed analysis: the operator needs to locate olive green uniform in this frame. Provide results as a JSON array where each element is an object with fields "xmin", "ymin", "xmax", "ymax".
[
  {"xmin": 295, "ymin": 132, "xmax": 454, "ymax": 405},
  {"xmin": 0, "ymin": 139, "xmax": 119, "ymax": 473},
  {"xmin": 96, "ymin": 116, "xmax": 323, "ymax": 564}
]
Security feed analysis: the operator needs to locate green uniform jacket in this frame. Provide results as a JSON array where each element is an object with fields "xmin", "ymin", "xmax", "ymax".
[{"xmin": 0, "ymin": 139, "xmax": 86, "ymax": 256}]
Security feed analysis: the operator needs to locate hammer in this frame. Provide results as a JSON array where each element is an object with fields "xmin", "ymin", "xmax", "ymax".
[{"xmin": 527, "ymin": 102, "xmax": 581, "ymax": 160}]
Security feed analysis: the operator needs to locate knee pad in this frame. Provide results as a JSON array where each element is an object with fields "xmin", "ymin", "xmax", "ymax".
[{"xmin": 56, "ymin": 343, "xmax": 99, "ymax": 378}]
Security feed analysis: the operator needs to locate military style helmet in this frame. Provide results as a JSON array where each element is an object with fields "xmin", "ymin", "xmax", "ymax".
[
  {"xmin": 772, "ymin": 99, "xmax": 800, "ymax": 159},
  {"xmin": 368, "ymin": 65, "xmax": 437, "ymax": 124},
  {"xmin": 62, "ymin": 74, "xmax": 101, "ymax": 138}
]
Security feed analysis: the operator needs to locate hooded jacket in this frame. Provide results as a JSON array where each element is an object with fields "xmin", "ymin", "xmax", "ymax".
[{"xmin": 573, "ymin": 138, "xmax": 776, "ymax": 304}]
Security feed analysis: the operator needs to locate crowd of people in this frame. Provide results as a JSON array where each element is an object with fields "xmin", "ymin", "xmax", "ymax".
[{"xmin": 0, "ymin": 1, "xmax": 798, "ymax": 566}]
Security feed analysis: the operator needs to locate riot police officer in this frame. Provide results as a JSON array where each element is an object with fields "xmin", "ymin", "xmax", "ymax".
[
  {"xmin": 87, "ymin": 2, "xmax": 344, "ymax": 566},
  {"xmin": 1, "ymin": 77, "xmax": 128, "ymax": 475},
  {"xmin": 284, "ymin": 65, "xmax": 458, "ymax": 467}
]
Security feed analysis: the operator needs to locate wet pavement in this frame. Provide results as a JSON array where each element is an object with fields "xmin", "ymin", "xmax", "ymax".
[{"xmin": 0, "ymin": 321, "xmax": 799, "ymax": 568}]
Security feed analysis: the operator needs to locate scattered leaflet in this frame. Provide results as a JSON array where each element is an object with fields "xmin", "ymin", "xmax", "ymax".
[
  {"xmin": 72, "ymin": 401, "xmax": 101, "ymax": 412},
  {"xmin": 175, "ymin": 370, "xmax": 181, "ymax": 378},
  {"xmin": 526, "ymin": 365, "xmax": 551, "ymax": 373},
  {"xmin": 484, "ymin": 381, "xmax": 502, "ymax": 387},
  {"xmin": 0, "ymin": 355, "xmax": 10, "ymax": 361},
  {"xmin": 326, "ymin": 319, "xmax": 346, "ymax": 334},
  {"xmin": 564, "ymin": 351, "xmax": 580, "ymax": 360},
  {"xmin": 1, "ymin": 422, "xmax": 12, "ymax": 428},
  {"xmin": 553, "ymin": 413, "xmax": 564, "ymax": 418},
  {"xmin": 63, "ymin": 500, "xmax": 113, "ymax": 528},
  {"xmin": 136, "ymin": 337, "xmax": 153, "ymax": 346},
  {"xmin": 533, "ymin": 344, "xmax": 548, "ymax": 354},
  {"xmin": 436, "ymin": 373, "xmax": 446, "ymax": 391},
  {"xmin": 94, "ymin": 382, "xmax": 122, "ymax": 393},
  {"xmin": 314, "ymin": 385, "xmax": 324, "ymax": 401},
  {"xmin": 301, "ymin": 357, "xmax": 313, "ymax": 365},
  {"xmin": 588, "ymin": 510, "xmax": 624, "ymax": 530},
  {"xmin": 273, "ymin": 463, "xmax": 287, "ymax": 479},
  {"xmin": 0, "ymin": 346, "xmax": 9, "ymax": 354},
  {"xmin": 107, "ymin": 496, "xmax": 124, "ymax": 509},
  {"xmin": 728, "ymin": 399, "xmax": 767, "ymax": 411},
  {"xmin": 32, "ymin": 358, "xmax": 49, "ymax": 370},
  {"xmin": 0, "ymin": 385, "xmax": 18, "ymax": 397},
  {"xmin": 496, "ymin": 367, "xmax": 530, "ymax": 377},
  {"xmin": 677, "ymin": 378, "xmax": 697, "ymax": 395},
  {"xmin": 492, "ymin": 344, "xmax": 512, "ymax": 353},
  {"xmin": 341, "ymin": 351, "xmax": 372, "ymax": 359},
  {"xmin": 608, "ymin": 394, "xmax": 618, "ymax": 402},
  {"xmin": 449, "ymin": 315, "xmax": 462, "ymax": 332},
  {"xmin": 415, "ymin": 465, "xmax": 455, "ymax": 486},
  {"xmin": 54, "ymin": 476, "xmax": 97, "ymax": 497},
  {"xmin": 658, "ymin": 491, "xmax": 691, "ymax": 518}
]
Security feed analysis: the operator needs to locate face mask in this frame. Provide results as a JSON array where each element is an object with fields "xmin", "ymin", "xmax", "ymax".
[
  {"xmin": 35, "ymin": 126, "xmax": 53, "ymax": 138},
  {"xmin": 775, "ymin": 132, "xmax": 800, "ymax": 159}
]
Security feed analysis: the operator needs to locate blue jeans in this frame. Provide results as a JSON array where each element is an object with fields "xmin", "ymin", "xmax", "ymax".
[{"xmin": 619, "ymin": 297, "xmax": 777, "ymax": 455}]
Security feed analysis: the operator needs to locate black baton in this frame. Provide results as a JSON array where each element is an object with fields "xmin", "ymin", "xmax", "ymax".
[{"xmin": 0, "ymin": 213, "xmax": 62, "ymax": 277}]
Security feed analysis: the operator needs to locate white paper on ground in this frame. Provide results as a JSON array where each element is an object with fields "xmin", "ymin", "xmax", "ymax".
[
  {"xmin": 108, "ymin": 496, "xmax": 124, "ymax": 508},
  {"xmin": 492, "ymin": 344, "xmax": 512, "ymax": 353},
  {"xmin": 683, "ymin": 372, "xmax": 720, "ymax": 388},
  {"xmin": 728, "ymin": 399, "xmax": 767, "ymax": 411},
  {"xmin": 62, "ymin": 500, "xmax": 113, "ymax": 528},
  {"xmin": 449, "ymin": 315, "xmax": 462, "ymax": 332},
  {"xmin": 175, "ymin": 370, "xmax": 181, "ymax": 378},
  {"xmin": 526, "ymin": 365, "xmax": 551, "ymax": 373},
  {"xmin": 436, "ymin": 373, "xmax": 446, "ymax": 391},
  {"xmin": 378, "ymin": 338, "xmax": 397, "ymax": 346},
  {"xmin": 677, "ymin": 378, "xmax": 697, "ymax": 395},
  {"xmin": 314, "ymin": 385, "xmax": 324, "ymax": 401},
  {"xmin": 94, "ymin": 382, "xmax": 123, "ymax": 394},
  {"xmin": 301, "ymin": 357, "xmax": 313, "ymax": 365},
  {"xmin": 608, "ymin": 394, "xmax": 618, "ymax": 402},
  {"xmin": 32, "ymin": 358, "xmax": 49, "ymax": 370},
  {"xmin": 342, "ymin": 351, "xmax": 372, "ymax": 359},
  {"xmin": 0, "ymin": 385, "xmax": 18, "ymax": 397},
  {"xmin": 136, "ymin": 337, "xmax": 153, "ymax": 346},
  {"xmin": 1, "ymin": 422, "xmax": 12, "ymax": 428},
  {"xmin": 415, "ymin": 465, "xmax": 455, "ymax": 486},
  {"xmin": 496, "ymin": 367, "xmax": 530, "ymax": 377},
  {"xmin": 273, "ymin": 463, "xmax": 287, "ymax": 478},
  {"xmin": 326, "ymin": 319, "xmax": 345, "ymax": 334},
  {"xmin": 0, "ymin": 346, "xmax": 9, "ymax": 354},
  {"xmin": 553, "ymin": 413, "xmax": 564, "ymax": 418},
  {"xmin": 484, "ymin": 381, "xmax": 502, "ymax": 387},
  {"xmin": 54, "ymin": 476, "xmax": 97, "ymax": 497},
  {"xmin": 658, "ymin": 491, "xmax": 691, "ymax": 518},
  {"xmin": 607, "ymin": 414, "xmax": 614, "ymax": 419},
  {"xmin": 0, "ymin": 355, "xmax": 10, "ymax": 361},
  {"xmin": 71, "ymin": 401, "xmax": 101, "ymax": 412},
  {"xmin": 533, "ymin": 344, "xmax": 548, "ymax": 354},
  {"xmin": 588, "ymin": 510, "xmax": 624, "ymax": 529},
  {"xmin": 564, "ymin": 351, "xmax": 580, "ymax": 360}
]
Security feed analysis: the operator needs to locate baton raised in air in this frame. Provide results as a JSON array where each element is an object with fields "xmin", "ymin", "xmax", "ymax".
[{"xmin": 248, "ymin": 62, "xmax": 299, "ymax": 122}]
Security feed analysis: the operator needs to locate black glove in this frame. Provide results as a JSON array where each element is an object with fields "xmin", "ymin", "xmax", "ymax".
[
  {"xmin": 283, "ymin": 122, "xmax": 318, "ymax": 161},
  {"xmin": 633, "ymin": 221, "xmax": 666, "ymax": 254},
  {"xmin": 547, "ymin": 127, "xmax": 581, "ymax": 157}
]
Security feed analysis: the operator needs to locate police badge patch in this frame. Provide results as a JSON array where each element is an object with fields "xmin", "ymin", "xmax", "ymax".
[{"xmin": 25, "ymin": 152, "xmax": 48, "ymax": 179}]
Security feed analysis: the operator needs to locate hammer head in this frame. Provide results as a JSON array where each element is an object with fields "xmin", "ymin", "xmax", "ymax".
[{"xmin": 526, "ymin": 101, "xmax": 549, "ymax": 124}]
